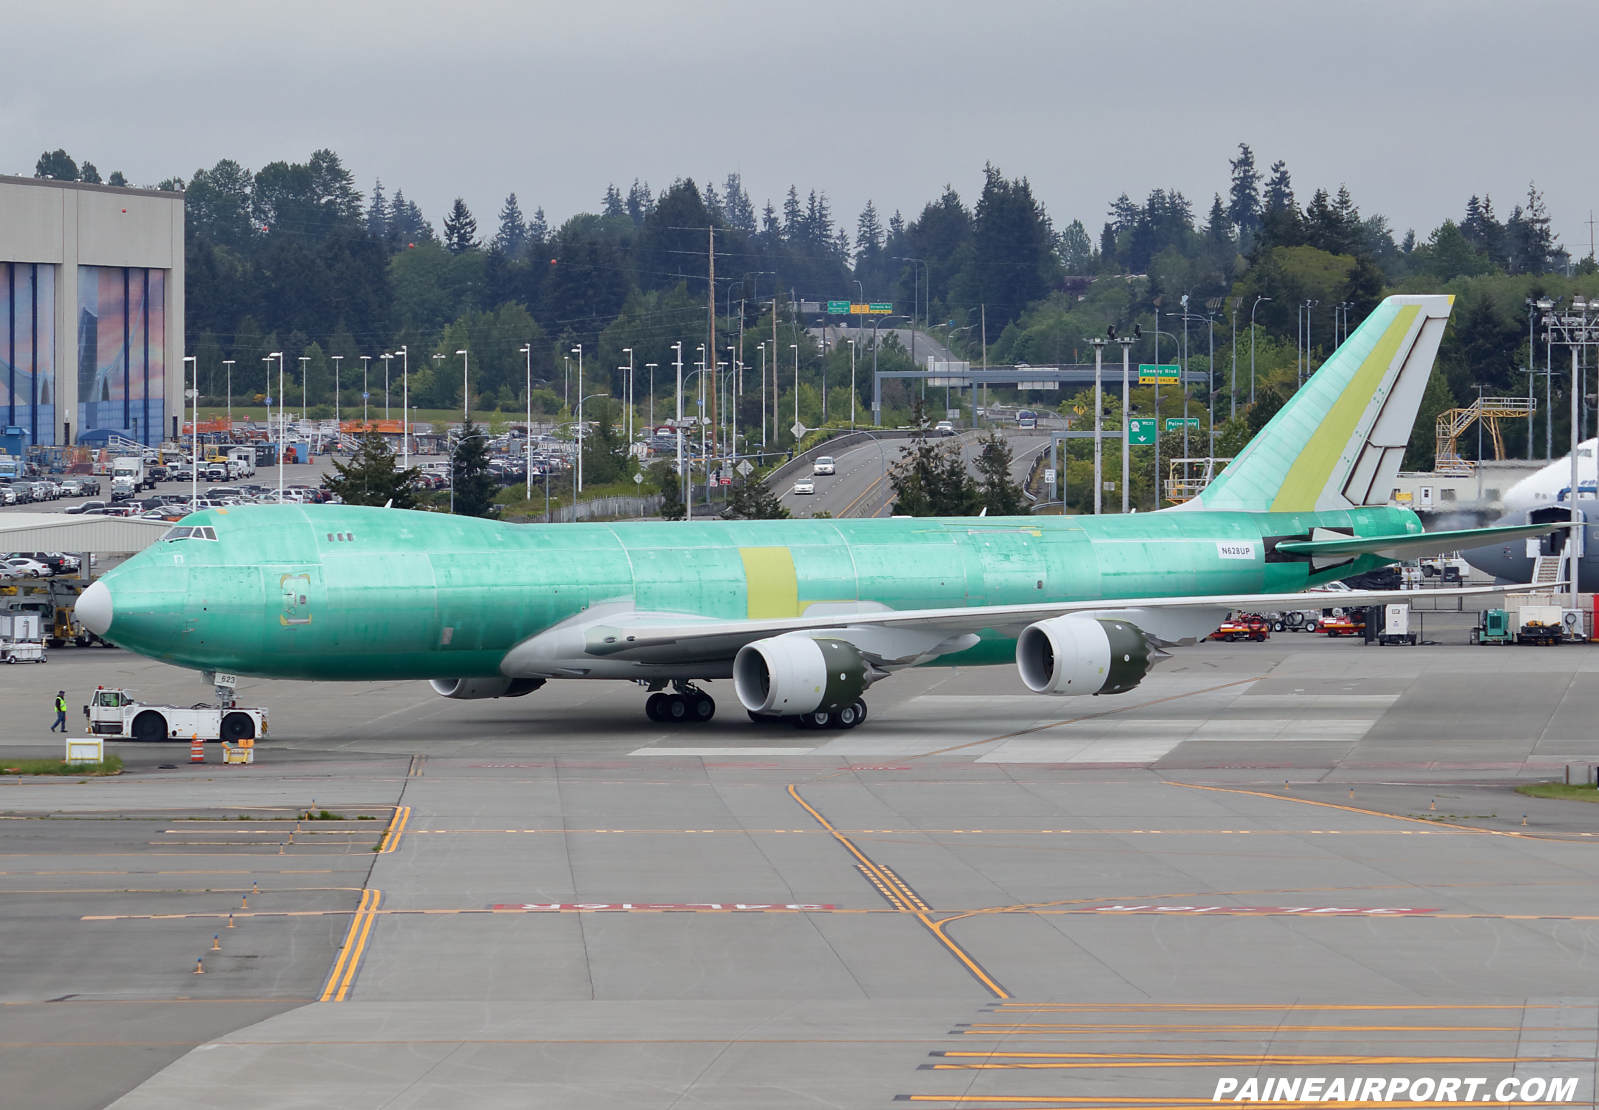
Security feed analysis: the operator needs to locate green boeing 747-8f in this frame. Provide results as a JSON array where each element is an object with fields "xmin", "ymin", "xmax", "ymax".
[{"xmin": 76, "ymin": 295, "xmax": 1550, "ymax": 731}]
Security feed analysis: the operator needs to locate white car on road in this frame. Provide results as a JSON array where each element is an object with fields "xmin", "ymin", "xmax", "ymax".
[
  {"xmin": 812, "ymin": 456, "xmax": 835, "ymax": 475},
  {"xmin": 793, "ymin": 478, "xmax": 815, "ymax": 495}
]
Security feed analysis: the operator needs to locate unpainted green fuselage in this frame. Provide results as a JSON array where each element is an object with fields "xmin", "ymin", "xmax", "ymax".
[{"xmin": 96, "ymin": 504, "xmax": 1414, "ymax": 681}]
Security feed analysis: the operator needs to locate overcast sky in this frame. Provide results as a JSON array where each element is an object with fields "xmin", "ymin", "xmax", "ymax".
[{"xmin": 7, "ymin": 1, "xmax": 1599, "ymax": 253}]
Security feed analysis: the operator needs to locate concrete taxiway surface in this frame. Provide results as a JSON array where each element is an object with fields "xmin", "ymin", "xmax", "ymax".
[{"xmin": 5, "ymin": 620, "xmax": 1599, "ymax": 1108}]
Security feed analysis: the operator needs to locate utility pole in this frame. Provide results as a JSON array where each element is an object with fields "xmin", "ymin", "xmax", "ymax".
[
  {"xmin": 1091, "ymin": 337, "xmax": 1105, "ymax": 514},
  {"xmin": 1118, "ymin": 334, "xmax": 1133, "ymax": 513},
  {"xmin": 331, "ymin": 355, "xmax": 342, "ymax": 425},
  {"xmin": 707, "ymin": 226, "xmax": 717, "ymax": 464},
  {"xmin": 673, "ymin": 341, "xmax": 685, "ymax": 521}
]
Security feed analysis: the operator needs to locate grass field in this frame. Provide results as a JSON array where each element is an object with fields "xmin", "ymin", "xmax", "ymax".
[{"xmin": 1515, "ymin": 782, "xmax": 1599, "ymax": 802}]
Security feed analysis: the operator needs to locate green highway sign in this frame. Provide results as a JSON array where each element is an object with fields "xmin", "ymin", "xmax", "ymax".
[
  {"xmin": 1138, "ymin": 363, "xmax": 1181, "ymax": 384},
  {"xmin": 1165, "ymin": 418, "xmax": 1200, "ymax": 431},
  {"xmin": 827, "ymin": 300, "xmax": 850, "ymax": 315},
  {"xmin": 1127, "ymin": 418, "xmax": 1159, "ymax": 445}
]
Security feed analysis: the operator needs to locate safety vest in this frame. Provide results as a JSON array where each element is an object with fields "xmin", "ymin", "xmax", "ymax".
[{"xmin": 54, "ymin": 696, "xmax": 65, "ymax": 712}]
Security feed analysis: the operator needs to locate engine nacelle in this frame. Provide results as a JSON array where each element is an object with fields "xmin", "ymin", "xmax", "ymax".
[
  {"xmin": 1015, "ymin": 616, "xmax": 1153, "ymax": 696},
  {"xmin": 429, "ymin": 677, "xmax": 546, "ymax": 700},
  {"xmin": 734, "ymin": 636, "xmax": 868, "ymax": 716}
]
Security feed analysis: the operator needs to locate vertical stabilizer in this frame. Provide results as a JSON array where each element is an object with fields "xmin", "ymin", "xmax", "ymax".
[{"xmin": 1185, "ymin": 294, "xmax": 1454, "ymax": 513}]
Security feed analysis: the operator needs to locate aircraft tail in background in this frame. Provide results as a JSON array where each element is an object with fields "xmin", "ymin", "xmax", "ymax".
[{"xmin": 1185, "ymin": 294, "xmax": 1454, "ymax": 514}]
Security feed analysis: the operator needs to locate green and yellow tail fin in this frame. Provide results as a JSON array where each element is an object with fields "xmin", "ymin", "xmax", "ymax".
[{"xmin": 1187, "ymin": 294, "xmax": 1454, "ymax": 513}]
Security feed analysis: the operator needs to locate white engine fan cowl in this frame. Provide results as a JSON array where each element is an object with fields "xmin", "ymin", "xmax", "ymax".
[
  {"xmin": 1015, "ymin": 616, "xmax": 1154, "ymax": 696},
  {"xmin": 429, "ymin": 677, "xmax": 547, "ymax": 700},
  {"xmin": 734, "ymin": 635, "xmax": 868, "ymax": 716}
]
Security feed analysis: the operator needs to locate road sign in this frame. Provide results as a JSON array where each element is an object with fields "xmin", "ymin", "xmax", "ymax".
[
  {"xmin": 827, "ymin": 300, "xmax": 850, "ymax": 315},
  {"xmin": 847, "ymin": 303, "xmax": 894, "ymax": 314},
  {"xmin": 736, "ymin": 459, "xmax": 753, "ymax": 476},
  {"xmin": 1165, "ymin": 418, "xmax": 1200, "ymax": 431},
  {"xmin": 1127, "ymin": 418, "xmax": 1159, "ymax": 445},
  {"xmin": 1138, "ymin": 363, "xmax": 1181, "ymax": 384},
  {"xmin": 633, "ymin": 473, "xmax": 644, "ymax": 485},
  {"xmin": 362, "ymin": 392, "xmax": 370, "ymax": 399},
  {"xmin": 791, "ymin": 421, "xmax": 807, "ymax": 438},
  {"xmin": 1043, "ymin": 468, "xmax": 1056, "ymax": 484}
]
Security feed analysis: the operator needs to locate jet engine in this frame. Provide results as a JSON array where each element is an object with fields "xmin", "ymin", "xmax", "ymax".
[
  {"xmin": 1015, "ymin": 616, "xmax": 1153, "ymax": 696},
  {"xmin": 734, "ymin": 636, "xmax": 869, "ymax": 716},
  {"xmin": 428, "ymin": 677, "xmax": 547, "ymax": 700}
]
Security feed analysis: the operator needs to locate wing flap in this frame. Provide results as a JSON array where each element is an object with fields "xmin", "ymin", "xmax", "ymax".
[{"xmin": 1274, "ymin": 522, "xmax": 1561, "ymax": 561}]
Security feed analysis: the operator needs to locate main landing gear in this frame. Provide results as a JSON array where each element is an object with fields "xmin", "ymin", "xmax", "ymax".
[
  {"xmin": 645, "ymin": 682, "xmax": 716, "ymax": 724},
  {"xmin": 749, "ymin": 699, "xmax": 867, "ymax": 731}
]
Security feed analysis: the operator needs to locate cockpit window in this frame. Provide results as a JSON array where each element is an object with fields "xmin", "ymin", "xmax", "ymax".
[{"xmin": 162, "ymin": 526, "xmax": 217, "ymax": 542}]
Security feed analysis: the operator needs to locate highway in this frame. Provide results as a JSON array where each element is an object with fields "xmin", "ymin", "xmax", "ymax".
[{"xmin": 779, "ymin": 426, "xmax": 1055, "ymax": 519}]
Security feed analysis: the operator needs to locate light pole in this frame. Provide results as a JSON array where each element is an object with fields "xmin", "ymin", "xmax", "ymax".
[
  {"xmin": 791, "ymin": 344, "xmax": 800, "ymax": 441},
  {"xmin": 331, "ymin": 355, "xmax": 342, "ymax": 424},
  {"xmin": 623, "ymin": 348, "xmax": 634, "ymax": 448},
  {"xmin": 1228, "ymin": 298, "xmax": 1241, "ymax": 421},
  {"xmin": 381, "ymin": 353, "xmax": 392, "ymax": 422},
  {"xmin": 360, "ymin": 355, "xmax": 370, "ymax": 424},
  {"xmin": 1090, "ymin": 336, "xmax": 1105, "ymax": 514},
  {"xmin": 1117, "ymin": 331, "xmax": 1134, "ymax": 513},
  {"xmin": 520, "ymin": 344, "xmax": 533, "ymax": 501},
  {"xmin": 395, "ymin": 345, "xmax": 409, "ymax": 470},
  {"xmin": 570, "ymin": 347, "xmax": 583, "ymax": 490},
  {"xmin": 456, "ymin": 349, "xmax": 469, "ymax": 427},
  {"xmin": 848, "ymin": 338, "xmax": 857, "ymax": 428},
  {"xmin": 183, "ymin": 355, "xmax": 197, "ymax": 506},
  {"xmin": 261, "ymin": 355, "xmax": 274, "ymax": 467},
  {"xmin": 270, "ymin": 351, "xmax": 285, "ymax": 496},
  {"xmin": 296, "ymin": 355, "xmax": 309, "ymax": 455},
  {"xmin": 222, "ymin": 359, "xmax": 234, "ymax": 425},
  {"xmin": 645, "ymin": 363, "xmax": 657, "ymax": 433},
  {"xmin": 673, "ymin": 342, "xmax": 685, "ymax": 520},
  {"xmin": 1250, "ymin": 296, "xmax": 1271, "ymax": 405},
  {"xmin": 758, "ymin": 342, "xmax": 767, "ymax": 447}
]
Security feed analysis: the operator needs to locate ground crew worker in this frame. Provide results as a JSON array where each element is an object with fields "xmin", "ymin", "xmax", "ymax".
[{"xmin": 50, "ymin": 691, "xmax": 67, "ymax": 732}]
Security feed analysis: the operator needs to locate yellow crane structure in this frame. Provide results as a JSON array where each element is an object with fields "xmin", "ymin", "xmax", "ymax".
[{"xmin": 1434, "ymin": 395, "xmax": 1535, "ymax": 476}]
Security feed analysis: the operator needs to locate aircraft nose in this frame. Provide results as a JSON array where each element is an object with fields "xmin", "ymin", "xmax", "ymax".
[{"xmin": 77, "ymin": 579, "xmax": 113, "ymax": 636}]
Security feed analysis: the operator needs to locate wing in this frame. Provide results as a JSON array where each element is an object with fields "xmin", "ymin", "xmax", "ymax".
[{"xmin": 502, "ymin": 584, "xmax": 1504, "ymax": 675}]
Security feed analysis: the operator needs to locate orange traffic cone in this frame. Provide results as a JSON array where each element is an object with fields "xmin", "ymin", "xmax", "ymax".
[{"xmin": 189, "ymin": 735, "xmax": 204, "ymax": 763}]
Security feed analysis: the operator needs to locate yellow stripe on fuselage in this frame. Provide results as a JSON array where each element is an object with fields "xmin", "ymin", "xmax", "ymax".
[
  {"xmin": 739, "ymin": 547, "xmax": 799, "ymax": 618},
  {"xmin": 1271, "ymin": 304, "xmax": 1419, "ymax": 512}
]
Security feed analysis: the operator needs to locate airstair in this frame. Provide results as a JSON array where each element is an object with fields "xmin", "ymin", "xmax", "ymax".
[{"xmin": 1532, "ymin": 554, "xmax": 1564, "ymax": 587}]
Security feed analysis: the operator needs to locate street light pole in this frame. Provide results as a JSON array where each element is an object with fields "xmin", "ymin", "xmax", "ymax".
[
  {"xmin": 623, "ymin": 348, "xmax": 634, "ymax": 449},
  {"xmin": 360, "ymin": 356, "xmax": 370, "ymax": 424},
  {"xmin": 1090, "ymin": 337, "xmax": 1105, "ymax": 514},
  {"xmin": 848, "ymin": 339, "xmax": 857, "ymax": 428},
  {"xmin": 456, "ymin": 349, "xmax": 469, "ymax": 427},
  {"xmin": 758, "ymin": 342, "xmax": 767, "ymax": 447},
  {"xmin": 1118, "ymin": 335, "xmax": 1133, "ymax": 514},
  {"xmin": 381, "ymin": 354, "xmax": 392, "ymax": 422},
  {"xmin": 222, "ymin": 359, "xmax": 234, "ymax": 425},
  {"xmin": 331, "ymin": 355, "xmax": 342, "ymax": 424},
  {"xmin": 791, "ymin": 344, "xmax": 800, "ymax": 437},
  {"xmin": 673, "ymin": 342, "xmax": 685, "ymax": 520},
  {"xmin": 645, "ymin": 363, "xmax": 657, "ymax": 434},
  {"xmin": 520, "ymin": 344, "xmax": 533, "ymax": 501},
  {"xmin": 571, "ymin": 346, "xmax": 584, "ymax": 492},
  {"xmin": 270, "ymin": 351, "xmax": 285, "ymax": 496},
  {"xmin": 395, "ymin": 345, "xmax": 409, "ymax": 471},
  {"xmin": 183, "ymin": 355, "xmax": 197, "ymax": 506},
  {"xmin": 1250, "ymin": 296, "xmax": 1271, "ymax": 405}
]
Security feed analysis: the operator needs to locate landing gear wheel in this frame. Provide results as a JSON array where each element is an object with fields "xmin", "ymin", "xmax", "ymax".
[
  {"xmin": 795, "ymin": 710, "xmax": 832, "ymax": 730},
  {"xmin": 662, "ymin": 694, "xmax": 689, "ymax": 722},
  {"xmin": 645, "ymin": 692, "xmax": 668, "ymax": 722},
  {"xmin": 833, "ymin": 703, "xmax": 861, "ymax": 729},
  {"xmin": 689, "ymin": 693, "xmax": 715, "ymax": 722},
  {"xmin": 851, "ymin": 699, "xmax": 867, "ymax": 725}
]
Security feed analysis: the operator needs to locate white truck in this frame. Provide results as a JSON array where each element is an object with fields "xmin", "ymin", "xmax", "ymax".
[
  {"xmin": 0, "ymin": 612, "xmax": 46, "ymax": 663},
  {"xmin": 110, "ymin": 456, "xmax": 153, "ymax": 497},
  {"xmin": 84, "ymin": 686, "xmax": 268, "ymax": 742},
  {"xmin": 228, "ymin": 447, "xmax": 256, "ymax": 478}
]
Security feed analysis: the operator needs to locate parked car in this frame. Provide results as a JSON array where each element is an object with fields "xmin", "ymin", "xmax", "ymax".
[
  {"xmin": 4, "ymin": 557, "xmax": 52, "ymax": 578},
  {"xmin": 0, "ymin": 485, "xmax": 17, "ymax": 505},
  {"xmin": 65, "ymin": 500, "xmax": 108, "ymax": 515}
]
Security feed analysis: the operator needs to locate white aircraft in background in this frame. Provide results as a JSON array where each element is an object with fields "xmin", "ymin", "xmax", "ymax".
[{"xmin": 1502, "ymin": 440, "xmax": 1598, "ymax": 511}]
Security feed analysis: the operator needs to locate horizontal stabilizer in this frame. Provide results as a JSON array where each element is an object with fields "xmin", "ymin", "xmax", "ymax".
[{"xmin": 1274, "ymin": 521, "xmax": 1563, "ymax": 562}]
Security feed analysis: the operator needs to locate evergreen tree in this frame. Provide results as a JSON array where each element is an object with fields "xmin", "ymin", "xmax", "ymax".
[
  {"xmin": 443, "ymin": 198, "xmax": 478, "ymax": 254},
  {"xmin": 390, "ymin": 190, "xmax": 436, "ymax": 245},
  {"xmin": 974, "ymin": 431, "xmax": 1025, "ymax": 515},
  {"xmin": 322, "ymin": 429, "xmax": 422, "ymax": 507},
  {"xmin": 703, "ymin": 180, "xmax": 724, "ymax": 222},
  {"xmin": 888, "ymin": 210, "xmax": 905, "ymax": 238},
  {"xmin": 35, "ymin": 149, "xmax": 78, "ymax": 180},
  {"xmin": 80, "ymin": 162, "xmax": 101, "ymax": 184},
  {"xmin": 451, "ymin": 421, "xmax": 499, "ymax": 516},
  {"xmin": 626, "ymin": 179, "xmax": 653, "ymax": 226},
  {"xmin": 856, "ymin": 200, "xmax": 885, "ymax": 264},
  {"xmin": 648, "ymin": 459, "xmax": 685, "ymax": 520},
  {"xmin": 366, "ymin": 179, "xmax": 390, "ymax": 241},
  {"xmin": 1059, "ymin": 218, "xmax": 1096, "ymax": 273},
  {"xmin": 578, "ymin": 396, "xmax": 629, "ymax": 484},
  {"xmin": 1263, "ymin": 160, "xmax": 1295, "ymax": 211},
  {"xmin": 107, "ymin": 171, "xmax": 127, "ymax": 187},
  {"xmin": 1506, "ymin": 183, "xmax": 1556, "ymax": 274},
  {"xmin": 1227, "ymin": 143, "xmax": 1262, "ymax": 238},
  {"xmin": 761, "ymin": 200, "xmax": 781, "ymax": 236},
  {"xmin": 721, "ymin": 475, "xmax": 791, "ymax": 519},
  {"xmin": 1205, "ymin": 194, "xmax": 1233, "ymax": 247},
  {"xmin": 602, "ymin": 183, "xmax": 625, "ymax": 218},
  {"xmin": 782, "ymin": 186, "xmax": 804, "ymax": 239},
  {"xmin": 969, "ymin": 164, "xmax": 1060, "ymax": 328},
  {"xmin": 891, "ymin": 403, "xmax": 978, "ymax": 515},
  {"xmin": 528, "ymin": 207, "xmax": 549, "ymax": 254},
  {"xmin": 723, "ymin": 173, "xmax": 756, "ymax": 234},
  {"xmin": 494, "ymin": 193, "xmax": 527, "ymax": 256}
]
